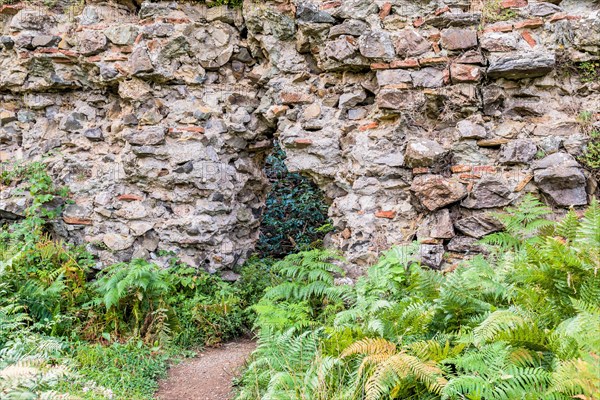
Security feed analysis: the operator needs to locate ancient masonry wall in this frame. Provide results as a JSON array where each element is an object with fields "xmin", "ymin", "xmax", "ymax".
[{"xmin": 0, "ymin": 0, "xmax": 599, "ymax": 274}]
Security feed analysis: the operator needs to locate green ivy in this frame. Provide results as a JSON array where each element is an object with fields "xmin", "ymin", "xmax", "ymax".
[{"xmin": 256, "ymin": 143, "xmax": 332, "ymax": 258}]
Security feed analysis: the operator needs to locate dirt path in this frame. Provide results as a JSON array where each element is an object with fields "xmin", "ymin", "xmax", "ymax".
[{"xmin": 155, "ymin": 339, "xmax": 256, "ymax": 400}]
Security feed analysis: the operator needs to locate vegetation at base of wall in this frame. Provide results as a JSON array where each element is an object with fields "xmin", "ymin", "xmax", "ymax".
[
  {"xmin": 480, "ymin": 0, "xmax": 517, "ymax": 26},
  {"xmin": 0, "ymin": 161, "xmax": 274, "ymax": 399},
  {"xmin": 256, "ymin": 142, "xmax": 332, "ymax": 258},
  {"xmin": 235, "ymin": 195, "xmax": 600, "ymax": 400},
  {"xmin": 581, "ymin": 130, "xmax": 600, "ymax": 170},
  {"xmin": 578, "ymin": 60, "xmax": 600, "ymax": 83}
]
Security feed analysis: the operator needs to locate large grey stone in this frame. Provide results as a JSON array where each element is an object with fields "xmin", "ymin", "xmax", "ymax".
[
  {"xmin": 417, "ymin": 208, "xmax": 455, "ymax": 240},
  {"xmin": 462, "ymin": 176, "xmax": 514, "ymax": 209},
  {"xmin": 393, "ymin": 29, "xmax": 431, "ymax": 57},
  {"xmin": 499, "ymin": 139, "xmax": 537, "ymax": 164},
  {"xmin": 441, "ymin": 28, "xmax": 478, "ymax": 50},
  {"xmin": 77, "ymin": 30, "xmax": 108, "ymax": 56},
  {"xmin": 411, "ymin": 68, "xmax": 444, "ymax": 88},
  {"xmin": 104, "ymin": 24, "xmax": 139, "ymax": 45},
  {"xmin": 419, "ymin": 244, "xmax": 445, "ymax": 269},
  {"xmin": 487, "ymin": 52, "xmax": 555, "ymax": 79},
  {"xmin": 123, "ymin": 126, "xmax": 166, "ymax": 146},
  {"xmin": 358, "ymin": 31, "xmax": 395, "ymax": 59},
  {"xmin": 329, "ymin": 20, "xmax": 369, "ymax": 38},
  {"xmin": 376, "ymin": 69, "xmax": 412, "ymax": 86},
  {"xmin": 405, "ymin": 139, "xmax": 447, "ymax": 168},
  {"xmin": 533, "ymin": 153, "xmax": 587, "ymax": 207},
  {"xmin": 411, "ymin": 175, "xmax": 467, "ymax": 211},
  {"xmin": 455, "ymin": 214, "xmax": 503, "ymax": 238},
  {"xmin": 296, "ymin": 1, "xmax": 336, "ymax": 23}
]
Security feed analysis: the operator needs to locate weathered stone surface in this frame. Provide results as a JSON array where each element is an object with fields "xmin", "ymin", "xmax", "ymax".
[
  {"xmin": 359, "ymin": 31, "xmax": 395, "ymax": 59},
  {"xmin": 411, "ymin": 68, "xmax": 444, "ymax": 88},
  {"xmin": 331, "ymin": 0, "xmax": 379, "ymax": 20},
  {"xmin": 528, "ymin": 2, "xmax": 562, "ymax": 16},
  {"xmin": 339, "ymin": 89, "xmax": 367, "ymax": 109},
  {"xmin": 329, "ymin": 19, "xmax": 369, "ymax": 38},
  {"xmin": 450, "ymin": 63, "xmax": 481, "ymax": 83},
  {"xmin": 457, "ymin": 119, "xmax": 487, "ymax": 140},
  {"xmin": 296, "ymin": 1, "xmax": 336, "ymax": 23},
  {"xmin": 487, "ymin": 52, "xmax": 555, "ymax": 79},
  {"xmin": 376, "ymin": 69, "xmax": 412, "ymax": 86},
  {"xmin": 393, "ymin": 29, "xmax": 431, "ymax": 57},
  {"xmin": 411, "ymin": 175, "xmax": 467, "ymax": 211},
  {"xmin": 417, "ymin": 209, "xmax": 455, "ymax": 240},
  {"xmin": 324, "ymin": 37, "xmax": 359, "ymax": 61},
  {"xmin": 533, "ymin": 153, "xmax": 587, "ymax": 207},
  {"xmin": 499, "ymin": 139, "xmax": 537, "ymax": 164},
  {"xmin": 480, "ymin": 32, "xmax": 518, "ymax": 52},
  {"xmin": 441, "ymin": 28, "xmax": 478, "ymax": 50},
  {"xmin": 447, "ymin": 236, "xmax": 485, "ymax": 253},
  {"xmin": 77, "ymin": 30, "xmax": 108, "ymax": 56},
  {"xmin": 84, "ymin": 127, "xmax": 103, "ymax": 141},
  {"xmin": 462, "ymin": 176, "xmax": 514, "ymax": 209},
  {"xmin": 420, "ymin": 243, "xmax": 445, "ymax": 269},
  {"xmin": 123, "ymin": 126, "xmax": 166, "ymax": 146},
  {"xmin": 130, "ymin": 47, "xmax": 154, "ymax": 75},
  {"xmin": 104, "ymin": 24, "xmax": 139, "ymax": 45},
  {"xmin": 455, "ymin": 214, "xmax": 504, "ymax": 238},
  {"xmin": 404, "ymin": 139, "xmax": 446, "ymax": 168}
]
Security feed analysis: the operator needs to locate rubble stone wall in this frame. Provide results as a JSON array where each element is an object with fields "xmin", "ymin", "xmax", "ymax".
[{"xmin": 0, "ymin": 0, "xmax": 599, "ymax": 274}]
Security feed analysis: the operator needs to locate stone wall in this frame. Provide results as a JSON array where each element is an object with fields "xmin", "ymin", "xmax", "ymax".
[
  {"xmin": 0, "ymin": 1, "xmax": 271, "ymax": 274},
  {"xmin": 244, "ymin": 0, "xmax": 600, "ymax": 271},
  {"xmin": 0, "ymin": 0, "xmax": 599, "ymax": 274}
]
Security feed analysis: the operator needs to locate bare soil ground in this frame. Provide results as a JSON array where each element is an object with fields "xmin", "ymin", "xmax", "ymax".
[{"xmin": 155, "ymin": 339, "xmax": 256, "ymax": 400}]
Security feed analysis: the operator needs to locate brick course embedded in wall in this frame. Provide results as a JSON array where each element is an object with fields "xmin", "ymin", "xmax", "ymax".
[{"xmin": 0, "ymin": 0, "xmax": 599, "ymax": 275}]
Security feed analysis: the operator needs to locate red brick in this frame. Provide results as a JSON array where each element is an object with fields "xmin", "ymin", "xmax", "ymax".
[
  {"xmin": 390, "ymin": 59, "xmax": 419, "ymax": 68},
  {"xmin": 483, "ymin": 23, "xmax": 513, "ymax": 33},
  {"xmin": 359, "ymin": 121, "xmax": 379, "ymax": 131},
  {"xmin": 549, "ymin": 13, "xmax": 582, "ymax": 22},
  {"xmin": 281, "ymin": 92, "xmax": 313, "ymax": 104},
  {"xmin": 320, "ymin": 1, "xmax": 341, "ymax": 10},
  {"xmin": 294, "ymin": 138, "xmax": 313, "ymax": 147},
  {"xmin": 412, "ymin": 167, "xmax": 430, "ymax": 174},
  {"xmin": 379, "ymin": 2, "xmax": 392, "ymax": 20},
  {"xmin": 117, "ymin": 194, "xmax": 143, "ymax": 201},
  {"xmin": 501, "ymin": 0, "xmax": 527, "ymax": 8},
  {"xmin": 103, "ymin": 54, "xmax": 129, "ymax": 62},
  {"xmin": 371, "ymin": 63, "xmax": 391, "ymax": 70},
  {"xmin": 419, "ymin": 56, "xmax": 449, "ymax": 66},
  {"xmin": 459, "ymin": 173, "xmax": 482, "ymax": 180},
  {"xmin": 63, "ymin": 216, "xmax": 93, "ymax": 225},
  {"xmin": 375, "ymin": 210, "xmax": 396, "ymax": 219},
  {"xmin": 514, "ymin": 18, "xmax": 544, "ymax": 29},
  {"xmin": 435, "ymin": 6, "xmax": 450, "ymax": 15},
  {"xmin": 169, "ymin": 126, "xmax": 205, "ymax": 134},
  {"xmin": 521, "ymin": 31, "xmax": 536, "ymax": 47},
  {"xmin": 164, "ymin": 17, "xmax": 190, "ymax": 24},
  {"xmin": 472, "ymin": 165, "xmax": 497, "ymax": 173},
  {"xmin": 451, "ymin": 165, "xmax": 472, "ymax": 173}
]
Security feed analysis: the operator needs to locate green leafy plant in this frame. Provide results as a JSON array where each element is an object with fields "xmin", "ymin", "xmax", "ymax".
[
  {"xmin": 257, "ymin": 142, "xmax": 331, "ymax": 258},
  {"xmin": 237, "ymin": 198, "xmax": 600, "ymax": 400}
]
